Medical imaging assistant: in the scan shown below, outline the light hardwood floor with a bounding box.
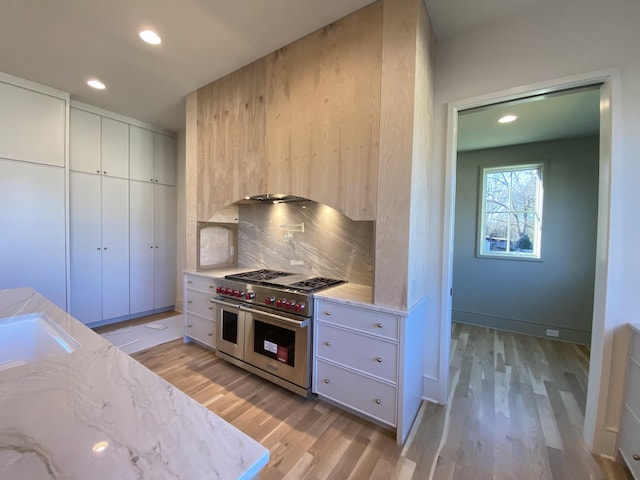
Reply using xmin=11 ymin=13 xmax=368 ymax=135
xmin=132 ymin=323 xmax=632 ymax=479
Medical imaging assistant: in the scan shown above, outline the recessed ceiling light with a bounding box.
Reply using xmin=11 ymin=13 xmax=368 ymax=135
xmin=87 ymin=79 xmax=106 ymax=90
xmin=498 ymin=114 xmax=517 ymax=124
xmin=139 ymin=29 xmax=162 ymax=45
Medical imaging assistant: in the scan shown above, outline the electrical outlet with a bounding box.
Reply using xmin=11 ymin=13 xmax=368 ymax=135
xmin=546 ymin=329 xmax=559 ymax=338
xmin=289 ymin=259 xmax=304 ymax=266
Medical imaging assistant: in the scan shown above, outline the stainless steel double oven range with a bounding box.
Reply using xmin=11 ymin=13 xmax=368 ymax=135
xmin=211 ymin=270 xmax=344 ymax=397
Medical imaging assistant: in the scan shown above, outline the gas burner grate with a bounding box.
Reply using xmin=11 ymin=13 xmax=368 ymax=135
xmin=287 ymin=278 xmax=345 ymax=292
xmin=226 ymin=269 xmax=295 ymax=282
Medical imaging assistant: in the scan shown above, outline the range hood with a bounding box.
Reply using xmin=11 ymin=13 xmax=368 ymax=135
xmin=244 ymin=194 xmax=309 ymax=204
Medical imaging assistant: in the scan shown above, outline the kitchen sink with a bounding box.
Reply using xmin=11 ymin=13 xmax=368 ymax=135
xmin=0 ymin=313 xmax=79 ymax=371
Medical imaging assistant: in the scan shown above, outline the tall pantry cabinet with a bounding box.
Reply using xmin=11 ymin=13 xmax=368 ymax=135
xmin=0 ymin=74 xmax=68 ymax=309
xmin=69 ymin=103 xmax=177 ymax=325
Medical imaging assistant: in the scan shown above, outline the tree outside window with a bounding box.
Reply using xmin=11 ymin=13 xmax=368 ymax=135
xmin=479 ymin=164 xmax=543 ymax=259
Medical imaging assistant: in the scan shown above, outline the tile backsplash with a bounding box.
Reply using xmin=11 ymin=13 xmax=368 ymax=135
xmin=237 ymin=201 xmax=374 ymax=286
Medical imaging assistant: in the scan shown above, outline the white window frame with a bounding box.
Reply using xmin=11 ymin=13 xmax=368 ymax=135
xmin=477 ymin=163 xmax=544 ymax=260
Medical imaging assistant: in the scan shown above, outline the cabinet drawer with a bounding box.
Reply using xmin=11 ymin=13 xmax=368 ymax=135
xmin=315 ymin=300 xmax=399 ymax=341
xmin=316 ymin=324 xmax=398 ymax=383
xmin=315 ymin=360 xmax=397 ymax=427
xmin=184 ymin=274 xmax=217 ymax=293
xmin=619 ymin=407 xmax=640 ymax=479
xmin=185 ymin=289 xmax=215 ymax=319
xmin=184 ymin=314 xmax=215 ymax=348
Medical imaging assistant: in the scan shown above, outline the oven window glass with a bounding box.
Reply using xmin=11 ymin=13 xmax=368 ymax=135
xmin=253 ymin=319 xmax=295 ymax=367
xmin=222 ymin=310 xmax=238 ymax=344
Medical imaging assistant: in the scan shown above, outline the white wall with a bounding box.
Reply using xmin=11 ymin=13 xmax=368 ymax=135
xmin=428 ymin=0 xmax=640 ymax=455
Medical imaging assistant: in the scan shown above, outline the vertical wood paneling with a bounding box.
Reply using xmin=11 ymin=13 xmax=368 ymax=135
xmin=374 ymin=0 xmax=419 ymax=309
xmin=265 ymin=3 xmax=382 ymax=221
xmin=196 ymin=58 xmax=267 ymax=221
xmin=185 ymin=91 xmax=198 ymax=271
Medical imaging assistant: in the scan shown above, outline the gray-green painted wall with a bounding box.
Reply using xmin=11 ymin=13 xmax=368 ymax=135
xmin=452 ymin=136 xmax=599 ymax=344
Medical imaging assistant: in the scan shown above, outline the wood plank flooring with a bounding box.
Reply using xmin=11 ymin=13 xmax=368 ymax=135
xmin=131 ymin=323 xmax=632 ymax=480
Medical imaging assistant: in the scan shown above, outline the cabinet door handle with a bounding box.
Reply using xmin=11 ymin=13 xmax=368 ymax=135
xmin=633 ymin=454 xmax=640 ymax=461
xmin=375 ymin=399 xmax=382 ymax=404
xmin=150 ymin=246 xmax=154 ymax=248
xmin=376 ymin=357 xmax=383 ymax=363
xmin=96 ymin=170 xmax=100 ymax=174
xmin=208 ymin=306 xmax=213 ymax=310
xmin=150 ymin=178 xmax=154 ymax=182
xmin=103 ymin=247 xmax=108 ymax=250
xmin=208 ymin=332 xmax=213 ymax=336
xmin=187 ymin=300 xmax=192 ymax=304
xmin=209 ymin=285 xmax=214 ymax=289
xmin=186 ymin=324 xmax=193 ymax=328
xmin=187 ymin=281 xmax=193 ymax=284
xmin=325 ymin=341 xmax=331 ymax=346
xmin=324 ymin=379 xmax=330 ymax=384
xmin=324 ymin=311 xmax=332 ymax=316
xmin=96 ymin=247 xmax=101 ymax=250
xmin=103 ymin=171 xmax=107 ymax=175
xmin=376 ymin=323 xmax=383 ymax=328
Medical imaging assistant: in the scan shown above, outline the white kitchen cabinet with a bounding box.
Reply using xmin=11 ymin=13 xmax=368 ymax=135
xmin=69 ymin=107 xmax=129 ymax=178
xmin=129 ymin=180 xmax=176 ymax=315
xmin=129 ymin=127 xmax=176 ymax=186
xmin=70 ymin=172 xmax=129 ymax=324
xmin=314 ymin=299 xmax=400 ymax=429
xmin=0 ymin=158 xmax=67 ymax=308
xmin=618 ymin=325 xmax=640 ymax=479
xmin=0 ymin=80 xmax=65 ymax=167
xmin=129 ymin=125 xmax=154 ymax=182
xmin=183 ymin=273 xmax=217 ymax=349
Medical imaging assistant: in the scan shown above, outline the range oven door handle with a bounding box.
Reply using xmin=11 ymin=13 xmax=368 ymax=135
xmin=240 ymin=306 xmax=309 ymax=329
xmin=210 ymin=298 xmax=243 ymax=309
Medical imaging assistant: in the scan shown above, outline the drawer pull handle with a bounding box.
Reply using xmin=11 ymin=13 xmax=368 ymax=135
xmin=324 ymin=311 xmax=332 ymax=316
xmin=376 ymin=357 xmax=383 ymax=363
xmin=208 ymin=333 xmax=213 ymax=336
xmin=187 ymin=301 xmax=192 ymax=304
xmin=375 ymin=399 xmax=381 ymax=405
xmin=187 ymin=281 xmax=193 ymax=284
xmin=209 ymin=285 xmax=214 ymax=288
xmin=325 ymin=341 xmax=331 ymax=346
xmin=324 ymin=379 xmax=330 ymax=384
xmin=187 ymin=324 xmax=193 ymax=328
xmin=209 ymin=306 xmax=213 ymax=310
xmin=634 ymin=454 xmax=640 ymax=461
xmin=376 ymin=323 xmax=383 ymax=328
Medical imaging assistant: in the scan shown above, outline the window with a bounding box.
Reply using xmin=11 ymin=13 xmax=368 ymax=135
xmin=478 ymin=163 xmax=543 ymax=259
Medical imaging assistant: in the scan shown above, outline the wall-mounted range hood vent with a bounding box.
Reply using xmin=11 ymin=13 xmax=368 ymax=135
xmin=246 ymin=194 xmax=309 ymax=204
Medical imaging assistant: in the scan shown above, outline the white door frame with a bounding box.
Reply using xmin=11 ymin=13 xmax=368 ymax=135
xmin=440 ymin=68 xmax=621 ymax=453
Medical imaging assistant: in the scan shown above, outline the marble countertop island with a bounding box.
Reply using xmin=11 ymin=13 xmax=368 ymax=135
xmin=0 ymin=288 xmax=269 ymax=479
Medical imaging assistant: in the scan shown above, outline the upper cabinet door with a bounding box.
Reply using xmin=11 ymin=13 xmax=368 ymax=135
xmin=153 ymin=133 xmax=177 ymax=186
xmin=70 ymin=108 xmax=101 ymax=173
xmin=101 ymin=117 xmax=129 ymax=178
xmin=129 ymin=125 xmax=154 ymax=182
xmin=0 ymin=82 xmax=66 ymax=167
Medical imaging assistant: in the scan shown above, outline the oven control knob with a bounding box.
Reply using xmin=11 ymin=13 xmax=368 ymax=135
xmin=245 ymin=291 xmax=255 ymax=300
xmin=295 ymin=303 xmax=305 ymax=312
xmin=216 ymin=286 xmax=222 ymax=293
xmin=276 ymin=298 xmax=285 ymax=307
xmin=265 ymin=296 xmax=275 ymax=305
xmin=235 ymin=290 xmax=244 ymax=298
xmin=220 ymin=287 xmax=228 ymax=294
xmin=285 ymin=301 xmax=293 ymax=309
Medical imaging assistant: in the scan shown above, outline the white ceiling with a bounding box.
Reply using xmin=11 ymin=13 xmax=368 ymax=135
xmin=457 ymin=87 xmax=601 ymax=152
xmin=0 ymin=0 xmax=592 ymax=141
xmin=0 ymin=0 xmax=377 ymax=132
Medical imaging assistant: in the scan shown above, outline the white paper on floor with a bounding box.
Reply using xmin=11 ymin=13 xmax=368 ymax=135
xmin=101 ymin=315 xmax=183 ymax=355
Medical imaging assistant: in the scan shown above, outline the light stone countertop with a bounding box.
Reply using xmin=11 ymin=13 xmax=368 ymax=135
xmin=185 ymin=269 xmax=410 ymax=316
xmin=0 ymin=287 xmax=269 ymax=480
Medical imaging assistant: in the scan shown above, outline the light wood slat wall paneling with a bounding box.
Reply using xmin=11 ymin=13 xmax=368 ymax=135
xmin=185 ymin=91 xmax=198 ymax=271
xmin=374 ymin=0 xmax=420 ymax=310
xmin=265 ymin=2 xmax=382 ymax=221
xmin=196 ymin=58 xmax=268 ymax=221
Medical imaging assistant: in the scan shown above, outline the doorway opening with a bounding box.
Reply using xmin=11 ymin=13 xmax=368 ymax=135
xmin=440 ymin=70 xmax=618 ymax=453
